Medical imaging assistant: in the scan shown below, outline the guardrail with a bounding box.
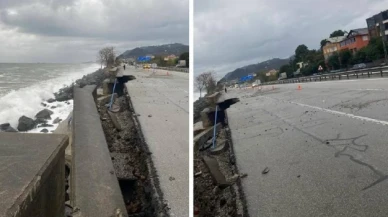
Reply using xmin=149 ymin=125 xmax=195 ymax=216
xmin=262 ymin=65 xmax=388 ymax=85
xmin=155 ymin=67 xmax=189 ymax=73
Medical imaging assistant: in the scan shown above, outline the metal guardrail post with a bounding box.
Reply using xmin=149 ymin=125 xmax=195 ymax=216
xmin=368 ymin=71 xmax=370 ymax=78
xmin=347 ymin=74 xmax=349 ymax=79
xmin=356 ymin=73 xmax=358 ymax=79
xmin=381 ymin=69 xmax=383 ymax=77
xmin=339 ymin=74 xmax=341 ymax=80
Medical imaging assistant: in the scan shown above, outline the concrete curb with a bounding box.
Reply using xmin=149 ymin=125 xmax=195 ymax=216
xmin=72 ymin=85 xmax=127 ymax=217
xmin=225 ymin=116 xmax=250 ymax=217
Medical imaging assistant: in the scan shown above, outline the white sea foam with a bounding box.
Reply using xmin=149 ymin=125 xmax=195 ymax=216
xmin=0 ymin=63 xmax=100 ymax=130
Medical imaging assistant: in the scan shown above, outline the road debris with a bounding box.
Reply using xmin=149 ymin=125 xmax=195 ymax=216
xmin=262 ymin=167 xmax=270 ymax=174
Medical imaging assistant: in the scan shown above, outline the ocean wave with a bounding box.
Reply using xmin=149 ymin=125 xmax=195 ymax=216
xmin=0 ymin=63 xmax=100 ymax=128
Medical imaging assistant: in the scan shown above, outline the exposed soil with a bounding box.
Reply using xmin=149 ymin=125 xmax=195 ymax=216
xmin=97 ymin=89 xmax=167 ymax=217
xmin=194 ymin=117 xmax=248 ymax=216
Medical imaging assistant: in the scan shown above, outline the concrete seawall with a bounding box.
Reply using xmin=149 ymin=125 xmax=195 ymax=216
xmin=0 ymin=133 xmax=68 ymax=217
xmin=72 ymin=85 xmax=127 ymax=217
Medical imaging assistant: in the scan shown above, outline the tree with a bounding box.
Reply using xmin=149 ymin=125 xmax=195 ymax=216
xmin=327 ymin=53 xmax=340 ymax=70
xmin=353 ymin=47 xmax=368 ymax=64
xmin=198 ymin=71 xmax=217 ymax=94
xmin=179 ymin=52 xmax=189 ymax=67
xmin=320 ymin=39 xmax=329 ymax=48
xmin=97 ymin=47 xmax=116 ymax=68
xmin=330 ymin=30 xmax=346 ymax=38
xmin=295 ymin=44 xmax=309 ymax=62
xmin=339 ymin=49 xmax=353 ymax=68
xmin=279 ymin=64 xmax=294 ymax=78
xmin=195 ymin=74 xmax=206 ymax=98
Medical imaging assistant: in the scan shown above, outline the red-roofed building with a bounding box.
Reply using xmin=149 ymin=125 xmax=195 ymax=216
xmin=339 ymin=28 xmax=370 ymax=53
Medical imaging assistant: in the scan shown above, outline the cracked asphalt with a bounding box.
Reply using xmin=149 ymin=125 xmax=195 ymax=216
xmin=227 ymin=78 xmax=388 ymax=217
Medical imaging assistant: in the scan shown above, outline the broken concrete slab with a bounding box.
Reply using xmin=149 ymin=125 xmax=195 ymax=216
xmin=0 ymin=133 xmax=68 ymax=217
xmin=201 ymin=107 xmax=215 ymax=128
xmin=96 ymin=88 xmax=104 ymax=96
xmin=206 ymin=92 xmax=221 ymax=105
xmin=107 ymin=111 xmax=122 ymax=131
xmin=194 ymin=121 xmax=205 ymax=136
xmin=97 ymin=93 xmax=117 ymax=106
xmin=110 ymin=152 xmax=136 ymax=180
xmin=202 ymin=156 xmax=230 ymax=188
xmin=194 ymin=123 xmax=221 ymax=150
xmin=217 ymin=97 xmax=240 ymax=110
xmin=210 ymin=139 xmax=229 ymax=155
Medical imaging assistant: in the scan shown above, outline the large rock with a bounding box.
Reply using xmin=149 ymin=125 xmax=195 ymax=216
xmin=0 ymin=123 xmax=10 ymax=131
xmin=0 ymin=123 xmax=17 ymax=132
xmin=17 ymin=116 xmax=36 ymax=132
xmin=53 ymin=117 xmax=62 ymax=124
xmin=53 ymin=69 xmax=105 ymax=101
xmin=38 ymin=123 xmax=54 ymax=128
xmin=35 ymin=109 xmax=54 ymax=120
xmin=194 ymin=96 xmax=209 ymax=122
xmin=35 ymin=118 xmax=48 ymax=124
xmin=47 ymin=98 xmax=56 ymax=103
xmin=54 ymin=85 xmax=74 ymax=102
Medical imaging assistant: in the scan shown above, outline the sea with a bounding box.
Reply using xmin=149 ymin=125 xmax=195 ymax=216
xmin=0 ymin=63 xmax=101 ymax=132
xmin=194 ymin=91 xmax=206 ymax=101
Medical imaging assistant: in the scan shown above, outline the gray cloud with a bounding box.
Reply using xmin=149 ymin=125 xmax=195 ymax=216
xmin=194 ymin=0 xmax=388 ymax=77
xmin=0 ymin=0 xmax=188 ymax=62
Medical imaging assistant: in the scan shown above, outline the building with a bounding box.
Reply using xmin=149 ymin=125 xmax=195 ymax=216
xmin=366 ymin=10 xmax=388 ymax=41
xmin=296 ymin=61 xmax=308 ymax=69
xmin=164 ymin=54 xmax=178 ymax=61
xmin=265 ymin=69 xmax=278 ymax=76
xmin=339 ymin=28 xmax=370 ymax=53
xmin=323 ymin=36 xmax=346 ymax=61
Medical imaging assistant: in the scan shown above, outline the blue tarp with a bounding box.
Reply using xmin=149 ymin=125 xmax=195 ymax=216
xmin=137 ymin=56 xmax=151 ymax=62
xmin=240 ymin=75 xmax=254 ymax=82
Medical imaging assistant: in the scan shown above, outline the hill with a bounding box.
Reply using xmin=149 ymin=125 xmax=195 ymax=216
xmin=220 ymin=57 xmax=291 ymax=82
xmin=117 ymin=43 xmax=189 ymax=59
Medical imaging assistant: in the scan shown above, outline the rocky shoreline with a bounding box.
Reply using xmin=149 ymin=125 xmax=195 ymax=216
xmin=0 ymin=68 xmax=105 ymax=133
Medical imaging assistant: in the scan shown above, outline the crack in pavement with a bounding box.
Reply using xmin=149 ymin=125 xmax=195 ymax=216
xmin=258 ymin=107 xmax=388 ymax=191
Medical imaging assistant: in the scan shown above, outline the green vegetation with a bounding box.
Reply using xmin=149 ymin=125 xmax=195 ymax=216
xmin=148 ymin=52 xmax=189 ymax=68
xmin=278 ymin=45 xmax=326 ymax=77
xmin=278 ymin=31 xmax=387 ymax=78
xmin=330 ymin=30 xmax=346 ymax=38
xmin=179 ymin=52 xmax=189 ymax=67
xmin=149 ymin=56 xmax=174 ymax=67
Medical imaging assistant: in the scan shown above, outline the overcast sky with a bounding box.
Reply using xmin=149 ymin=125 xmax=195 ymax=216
xmin=194 ymin=0 xmax=388 ymax=78
xmin=0 ymin=0 xmax=188 ymax=63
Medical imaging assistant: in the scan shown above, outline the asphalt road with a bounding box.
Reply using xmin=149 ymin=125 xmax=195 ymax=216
xmin=227 ymin=78 xmax=388 ymax=217
xmin=123 ymin=66 xmax=189 ymax=217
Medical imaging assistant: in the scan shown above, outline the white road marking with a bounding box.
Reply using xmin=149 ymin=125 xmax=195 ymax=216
xmin=352 ymin=88 xmax=387 ymax=91
xmin=261 ymin=96 xmax=388 ymax=126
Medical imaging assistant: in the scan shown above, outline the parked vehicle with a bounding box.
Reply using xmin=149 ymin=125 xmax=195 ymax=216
xmin=352 ymin=63 xmax=366 ymax=70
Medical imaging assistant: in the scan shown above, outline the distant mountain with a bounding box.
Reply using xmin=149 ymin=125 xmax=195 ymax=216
xmin=117 ymin=43 xmax=189 ymax=59
xmin=220 ymin=57 xmax=291 ymax=82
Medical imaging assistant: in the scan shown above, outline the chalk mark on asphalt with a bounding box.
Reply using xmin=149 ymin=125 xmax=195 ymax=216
xmin=234 ymin=126 xmax=284 ymax=140
xmin=258 ymin=107 xmax=388 ymax=191
xmin=260 ymin=95 xmax=388 ymax=127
